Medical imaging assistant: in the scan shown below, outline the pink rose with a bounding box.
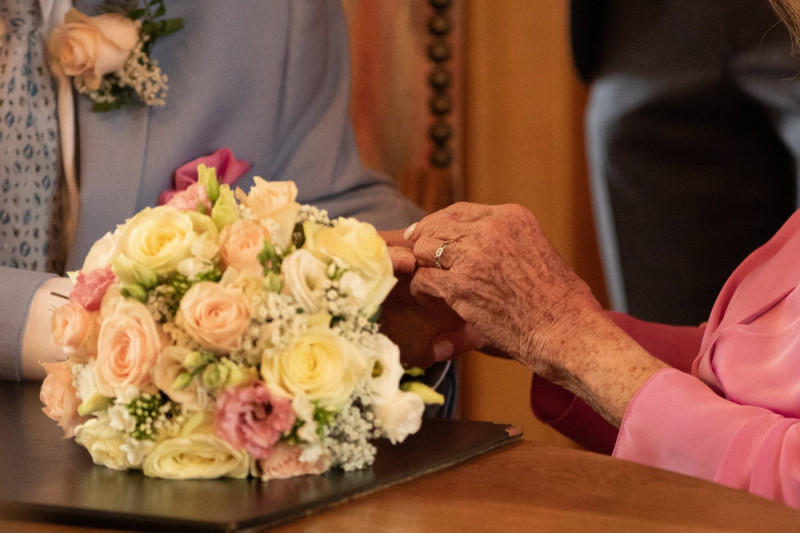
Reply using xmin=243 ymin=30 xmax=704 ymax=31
xmin=165 ymin=182 xmax=213 ymax=213
xmin=159 ymin=148 xmax=251 ymax=205
xmin=256 ymin=443 xmax=331 ymax=481
xmin=51 ymin=301 xmax=100 ymax=362
xmin=215 ymin=382 xmax=296 ymax=459
xmin=219 ymin=219 xmax=272 ymax=274
xmin=96 ymin=300 xmax=166 ymax=396
xmin=178 ymin=282 xmax=251 ymax=352
xmin=40 ymin=360 xmax=88 ymax=438
xmin=70 ymin=266 xmax=115 ymax=311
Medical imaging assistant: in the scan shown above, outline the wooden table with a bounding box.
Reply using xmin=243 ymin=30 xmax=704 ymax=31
xmin=5 ymin=440 xmax=800 ymax=532
xmin=4 ymin=380 xmax=800 ymax=532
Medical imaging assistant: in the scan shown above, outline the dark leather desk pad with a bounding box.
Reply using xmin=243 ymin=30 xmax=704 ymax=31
xmin=0 ymin=381 xmax=519 ymax=532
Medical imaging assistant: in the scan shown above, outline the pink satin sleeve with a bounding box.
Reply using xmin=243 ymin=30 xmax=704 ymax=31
xmin=530 ymin=311 xmax=705 ymax=454
xmin=614 ymin=368 xmax=800 ymax=507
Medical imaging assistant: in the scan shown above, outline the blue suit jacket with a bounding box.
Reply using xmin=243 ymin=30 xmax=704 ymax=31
xmin=0 ymin=0 xmax=424 ymax=380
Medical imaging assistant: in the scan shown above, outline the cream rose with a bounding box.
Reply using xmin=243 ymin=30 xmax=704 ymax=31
xmin=75 ymin=417 xmax=143 ymax=470
xmin=366 ymin=334 xmax=405 ymax=405
xmin=143 ymin=433 xmax=249 ymax=479
xmin=152 ymin=346 xmax=207 ymax=412
xmin=219 ymin=218 xmax=272 ymax=274
xmin=261 ymin=327 xmax=369 ymax=410
xmin=256 ymin=443 xmax=331 ymax=481
xmin=235 ymin=178 xmax=299 ymax=248
xmin=373 ymin=390 xmax=425 ymax=444
xmin=177 ymin=281 xmax=251 ymax=353
xmin=51 ymin=301 xmax=100 ymax=363
xmin=306 ymin=218 xmax=396 ymax=315
xmin=82 ymin=228 xmax=122 ymax=271
xmin=40 ymin=360 xmax=88 ymax=438
xmin=48 ymin=8 xmax=139 ymax=90
xmin=117 ymin=206 xmax=218 ymax=275
xmin=95 ymin=299 xmax=166 ymax=397
xmin=281 ymin=249 xmax=328 ymax=313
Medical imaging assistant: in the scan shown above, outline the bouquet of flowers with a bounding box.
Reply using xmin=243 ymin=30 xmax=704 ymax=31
xmin=40 ymin=164 xmax=440 ymax=480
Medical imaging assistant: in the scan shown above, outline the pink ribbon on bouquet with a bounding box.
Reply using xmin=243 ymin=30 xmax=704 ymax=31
xmin=158 ymin=147 xmax=251 ymax=205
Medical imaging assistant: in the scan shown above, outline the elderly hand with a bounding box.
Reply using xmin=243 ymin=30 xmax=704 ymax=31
xmin=404 ymin=202 xmax=667 ymax=426
xmin=378 ymin=229 xmax=487 ymax=369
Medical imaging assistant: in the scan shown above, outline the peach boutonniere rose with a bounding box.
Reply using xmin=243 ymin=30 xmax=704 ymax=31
xmin=48 ymin=1 xmax=183 ymax=111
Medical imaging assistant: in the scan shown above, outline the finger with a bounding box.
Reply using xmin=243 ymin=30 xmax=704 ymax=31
xmin=413 ymin=236 xmax=460 ymax=270
xmin=388 ymin=245 xmax=416 ymax=273
xmin=380 ymin=228 xmax=414 ymax=248
xmin=409 ymin=203 xmax=496 ymax=241
xmin=431 ymin=325 xmax=488 ymax=362
xmin=410 ymin=268 xmax=451 ymax=304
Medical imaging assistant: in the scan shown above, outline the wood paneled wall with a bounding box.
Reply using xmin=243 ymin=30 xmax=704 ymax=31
xmin=457 ymin=1 xmax=607 ymax=446
xmin=345 ymin=0 xmax=608 ymax=447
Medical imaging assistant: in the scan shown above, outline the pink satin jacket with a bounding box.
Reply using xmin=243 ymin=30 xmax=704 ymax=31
xmin=531 ymin=208 xmax=800 ymax=507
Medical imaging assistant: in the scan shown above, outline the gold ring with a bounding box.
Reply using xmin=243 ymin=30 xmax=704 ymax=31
xmin=434 ymin=240 xmax=456 ymax=269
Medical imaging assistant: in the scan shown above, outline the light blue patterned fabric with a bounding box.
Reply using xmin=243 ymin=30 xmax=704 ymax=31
xmin=0 ymin=0 xmax=62 ymax=273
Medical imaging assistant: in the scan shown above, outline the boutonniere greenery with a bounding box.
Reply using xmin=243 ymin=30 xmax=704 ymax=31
xmin=48 ymin=0 xmax=183 ymax=111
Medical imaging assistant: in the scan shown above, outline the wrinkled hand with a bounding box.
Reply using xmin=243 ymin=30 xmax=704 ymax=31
xmin=404 ymin=202 xmax=603 ymax=379
xmin=378 ymin=229 xmax=487 ymax=369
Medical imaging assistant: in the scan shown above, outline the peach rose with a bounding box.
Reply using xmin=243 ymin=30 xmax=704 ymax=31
xmin=178 ymin=281 xmax=251 ymax=353
xmin=219 ymin=219 xmax=272 ymax=274
xmin=48 ymin=8 xmax=139 ymax=89
xmin=256 ymin=443 xmax=331 ymax=481
xmin=152 ymin=346 xmax=206 ymax=412
xmin=40 ymin=360 xmax=88 ymax=438
xmin=51 ymin=301 xmax=100 ymax=363
xmin=235 ymin=178 xmax=299 ymax=247
xmin=95 ymin=299 xmax=166 ymax=397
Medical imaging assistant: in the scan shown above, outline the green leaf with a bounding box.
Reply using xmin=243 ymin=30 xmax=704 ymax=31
xmin=92 ymin=100 xmax=123 ymax=112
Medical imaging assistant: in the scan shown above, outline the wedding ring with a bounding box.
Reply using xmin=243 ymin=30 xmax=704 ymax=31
xmin=434 ymin=240 xmax=456 ymax=269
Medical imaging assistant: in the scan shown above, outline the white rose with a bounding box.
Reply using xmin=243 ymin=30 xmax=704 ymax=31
xmin=75 ymin=417 xmax=138 ymax=470
xmin=261 ymin=327 xmax=369 ymax=410
xmin=367 ymin=334 xmax=405 ymax=405
xmin=305 ymin=217 xmax=396 ymax=316
xmin=74 ymin=360 xmax=100 ymax=402
xmin=82 ymin=228 xmax=122 ymax=271
xmin=143 ymin=433 xmax=250 ymax=479
xmin=281 ymin=249 xmax=328 ymax=313
xmin=338 ymin=271 xmax=368 ymax=309
xmin=292 ymin=394 xmax=320 ymax=443
xmin=373 ymin=390 xmax=425 ymax=444
xmin=117 ymin=206 xmax=217 ymax=275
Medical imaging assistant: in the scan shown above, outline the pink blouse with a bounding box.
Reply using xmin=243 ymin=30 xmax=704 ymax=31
xmin=532 ymin=208 xmax=800 ymax=507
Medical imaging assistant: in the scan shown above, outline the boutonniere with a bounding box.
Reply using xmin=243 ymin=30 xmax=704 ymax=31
xmin=47 ymin=0 xmax=183 ymax=112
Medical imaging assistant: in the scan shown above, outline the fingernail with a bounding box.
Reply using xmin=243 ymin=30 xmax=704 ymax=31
xmin=403 ymin=222 xmax=417 ymax=240
xmin=433 ymin=340 xmax=454 ymax=361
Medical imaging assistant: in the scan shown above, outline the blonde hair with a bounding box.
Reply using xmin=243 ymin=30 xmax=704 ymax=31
xmin=771 ymin=0 xmax=800 ymax=51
